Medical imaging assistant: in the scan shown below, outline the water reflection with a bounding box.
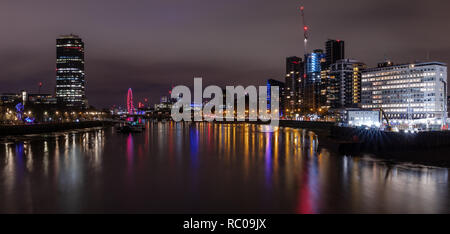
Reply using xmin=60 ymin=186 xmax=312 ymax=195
xmin=0 ymin=123 xmax=448 ymax=213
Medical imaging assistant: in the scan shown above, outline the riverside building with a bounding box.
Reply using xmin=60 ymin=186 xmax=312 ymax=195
xmin=361 ymin=62 xmax=447 ymax=128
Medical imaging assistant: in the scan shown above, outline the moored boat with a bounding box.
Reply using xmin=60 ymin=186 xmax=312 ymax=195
xmin=118 ymin=124 xmax=143 ymax=133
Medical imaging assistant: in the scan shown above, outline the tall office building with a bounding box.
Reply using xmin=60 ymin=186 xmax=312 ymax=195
xmin=284 ymin=56 xmax=304 ymax=119
xmin=328 ymin=59 xmax=366 ymax=109
xmin=361 ymin=62 xmax=447 ymax=126
xmin=267 ymin=79 xmax=285 ymax=116
xmin=303 ymin=49 xmax=325 ymax=113
xmin=56 ymin=34 xmax=86 ymax=108
xmin=325 ymin=40 xmax=345 ymax=69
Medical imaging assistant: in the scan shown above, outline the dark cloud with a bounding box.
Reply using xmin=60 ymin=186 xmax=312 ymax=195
xmin=0 ymin=0 xmax=449 ymax=107
xmin=68 ymin=58 xmax=275 ymax=107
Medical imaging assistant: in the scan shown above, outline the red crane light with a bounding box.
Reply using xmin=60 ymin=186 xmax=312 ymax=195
xmin=299 ymin=5 xmax=309 ymax=53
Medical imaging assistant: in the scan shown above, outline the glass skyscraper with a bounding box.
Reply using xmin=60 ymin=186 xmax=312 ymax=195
xmin=56 ymin=34 xmax=86 ymax=108
xmin=303 ymin=50 xmax=325 ymax=113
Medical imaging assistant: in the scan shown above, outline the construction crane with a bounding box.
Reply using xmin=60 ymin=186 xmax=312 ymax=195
xmin=300 ymin=6 xmax=309 ymax=53
xmin=379 ymin=107 xmax=393 ymax=131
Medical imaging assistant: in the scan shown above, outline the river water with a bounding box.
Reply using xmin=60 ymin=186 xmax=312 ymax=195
xmin=0 ymin=122 xmax=448 ymax=213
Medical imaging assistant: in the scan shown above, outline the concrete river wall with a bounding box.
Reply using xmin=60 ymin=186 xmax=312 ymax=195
xmin=329 ymin=126 xmax=450 ymax=152
xmin=276 ymin=120 xmax=450 ymax=152
xmin=0 ymin=121 xmax=111 ymax=136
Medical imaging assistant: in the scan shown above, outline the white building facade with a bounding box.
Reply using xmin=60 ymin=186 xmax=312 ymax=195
xmin=361 ymin=62 xmax=447 ymax=127
xmin=347 ymin=110 xmax=381 ymax=127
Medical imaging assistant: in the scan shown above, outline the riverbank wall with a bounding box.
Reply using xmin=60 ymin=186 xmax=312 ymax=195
xmin=0 ymin=121 xmax=113 ymax=136
xmin=278 ymin=120 xmax=335 ymax=130
xmin=275 ymin=120 xmax=450 ymax=151
xmin=329 ymin=126 xmax=450 ymax=152
xmin=276 ymin=120 xmax=450 ymax=166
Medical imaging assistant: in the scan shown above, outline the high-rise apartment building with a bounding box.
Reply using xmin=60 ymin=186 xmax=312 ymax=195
xmin=328 ymin=59 xmax=366 ymax=109
xmin=267 ymin=79 xmax=284 ymax=116
xmin=284 ymin=56 xmax=304 ymax=118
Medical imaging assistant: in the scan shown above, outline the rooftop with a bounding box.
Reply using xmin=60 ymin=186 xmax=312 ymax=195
xmin=364 ymin=61 xmax=447 ymax=72
xmin=58 ymin=34 xmax=81 ymax=39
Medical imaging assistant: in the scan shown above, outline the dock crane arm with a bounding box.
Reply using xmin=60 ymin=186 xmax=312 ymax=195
xmin=379 ymin=108 xmax=392 ymax=131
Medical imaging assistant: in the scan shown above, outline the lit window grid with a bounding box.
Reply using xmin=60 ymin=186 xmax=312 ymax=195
xmin=361 ymin=63 xmax=447 ymax=121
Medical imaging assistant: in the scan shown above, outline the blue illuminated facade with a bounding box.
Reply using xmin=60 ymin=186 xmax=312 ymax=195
xmin=306 ymin=52 xmax=322 ymax=74
xmin=303 ymin=50 xmax=325 ymax=112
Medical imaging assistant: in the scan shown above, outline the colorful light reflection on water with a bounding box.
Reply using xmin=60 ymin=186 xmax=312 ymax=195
xmin=0 ymin=122 xmax=449 ymax=213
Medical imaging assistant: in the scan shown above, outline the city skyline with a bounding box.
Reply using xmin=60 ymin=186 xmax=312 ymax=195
xmin=1 ymin=0 xmax=450 ymax=108
xmin=2 ymin=0 xmax=450 ymax=221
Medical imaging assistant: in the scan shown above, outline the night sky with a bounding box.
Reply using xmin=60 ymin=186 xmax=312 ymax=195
xmin=1 ymin=0 xmax=449 ymax=108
